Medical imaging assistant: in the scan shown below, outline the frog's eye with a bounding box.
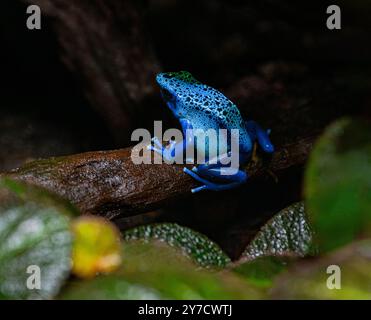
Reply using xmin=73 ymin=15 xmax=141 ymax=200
xmin=161 ymin=89 xmax=174 ymax=102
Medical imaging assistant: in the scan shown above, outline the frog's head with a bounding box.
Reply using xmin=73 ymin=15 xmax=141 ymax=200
xmin=156 ymin=71 xmax=201 ymax=117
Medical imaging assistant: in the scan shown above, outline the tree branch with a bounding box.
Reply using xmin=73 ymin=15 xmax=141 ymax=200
xmin=2 ymin=136 xmax=315 ymax=220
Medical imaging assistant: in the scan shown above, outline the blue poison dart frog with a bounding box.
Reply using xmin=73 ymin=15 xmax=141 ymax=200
xmin=148 ymin=71 xmax=274 ymax=193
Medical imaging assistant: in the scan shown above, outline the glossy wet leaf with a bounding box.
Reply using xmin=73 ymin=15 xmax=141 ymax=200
xmin=72 ymin=216 xmax=122 ymax=278
xmin=124 ymin=223 xmax=230 ymax=268
xmin=271 ymin=240 xmax=371 ymax=299
xmin=239 ymin=202 xmax=312 ymax=262
xmin=305 ymin=118 xmax=371 ymax=252
xmin=61 ymin=242 xmax=263 ymax=300
xmin=0 ymin=178 xmax=74 ymax=299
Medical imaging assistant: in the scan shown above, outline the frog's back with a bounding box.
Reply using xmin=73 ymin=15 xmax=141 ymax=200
xmin=182 ymin=83 xmax=251 ymax=149
xmin=157 ymin=71 xmax=252 ymax=152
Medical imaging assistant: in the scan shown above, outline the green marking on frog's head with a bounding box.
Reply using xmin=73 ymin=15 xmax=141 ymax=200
xmin=156 ymin=71 xmax=202 ymax=97
xmin=156 ymin=71 xmax=199 ymax=88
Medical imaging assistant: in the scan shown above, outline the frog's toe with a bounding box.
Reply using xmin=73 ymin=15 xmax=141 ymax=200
xmin=184 ymin=167 xmax=198 ymax=178
xmin=151 ymin=136 xmax=163 ymax=149
xmin=147 ymin=144 xmax=163 ymax=155
xmin=262 ymin=141 xmax=274 ymax=153
xmin=190 ymin=180 xmax=246 ymax=193
xmin=184 ymin=167 xmax=208 ymax=184
xmin=191 ymin=185 xmax=207 ymax=193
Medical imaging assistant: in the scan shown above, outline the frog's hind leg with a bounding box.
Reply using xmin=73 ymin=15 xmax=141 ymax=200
xmin=183 ymin=164 xmax=248 ymax=193
xmin=245 ymin=120 xmax=274 ymax=153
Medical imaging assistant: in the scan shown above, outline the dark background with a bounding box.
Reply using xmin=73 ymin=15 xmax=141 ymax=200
xmin=1 ymin=0 xmax=370 ymax=258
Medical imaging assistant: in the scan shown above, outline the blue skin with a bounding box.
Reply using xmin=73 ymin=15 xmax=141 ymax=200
xmin=148 ymin=71 xmax=274 ymax=193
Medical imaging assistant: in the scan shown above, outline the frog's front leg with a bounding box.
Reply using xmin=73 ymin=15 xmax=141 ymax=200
xmin=147 ymin=136 xmax=181 ymax=162
xmin=147 ymin=119 xmax=194 ymax=162
xmin=183 ymin=153 xmax=248 ymax=193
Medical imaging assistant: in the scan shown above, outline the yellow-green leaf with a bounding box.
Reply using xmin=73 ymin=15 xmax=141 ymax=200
xmin=72 ymin=216 xmax=122 ymax=278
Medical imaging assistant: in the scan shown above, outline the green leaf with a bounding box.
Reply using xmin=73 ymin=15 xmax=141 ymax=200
xmin=60 ymin=242 xmax=263 ymax=300
xmin=123 ymin=223 xmax=231 ymax=268
xmin=60 ymin=276 xmax=163 ymax=300
xmin=305 ymin=118 xmax=371 ymax=253
xmin=239 ymin=202 xmax=312 ymax=262
xmin=233 ymin=256 xmax=290 ymax=288
xmin=0 ymin=178 xmax=75 ymax=299
xmin=271 ymin=240 xmax=371 ymax=299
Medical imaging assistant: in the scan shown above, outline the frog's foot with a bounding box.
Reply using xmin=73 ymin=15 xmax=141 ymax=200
xmin=183 ymin=166 xmax=248 ymax=193
xmin=147 ymin=136 xmax=164 ymax=154
xmin=245 ymin=120 xmax=274 ymax=154
xmin=147 ymin=137 xmax=177 ymax=162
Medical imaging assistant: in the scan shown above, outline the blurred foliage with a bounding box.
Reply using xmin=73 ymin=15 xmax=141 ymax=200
xmin=61 ymin=242 xmax=263 ymax=300
xmin=72 ymin=216 xmax=122 ymax=278
xmin=0 ymin=178 xmax=74 ymax=299
xmin=305 ymin=118 xmax=371 ymax=253
xmin=233 ymin=256 xmax=290 ymax=289
xmin=271 ymin=240 xmax=371 ymax=299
